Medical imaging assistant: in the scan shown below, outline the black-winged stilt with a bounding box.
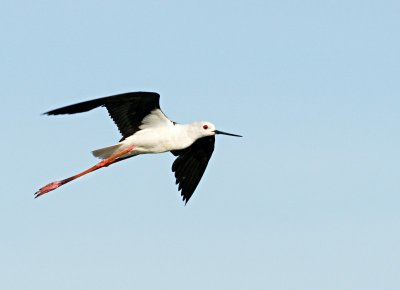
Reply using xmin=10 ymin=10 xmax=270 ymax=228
xmin=35 ymin=92 xmax=242 ymax=203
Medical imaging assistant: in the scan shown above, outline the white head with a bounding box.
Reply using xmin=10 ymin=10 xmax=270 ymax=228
xmin=191 ymin=121 xmax=242 ymax=138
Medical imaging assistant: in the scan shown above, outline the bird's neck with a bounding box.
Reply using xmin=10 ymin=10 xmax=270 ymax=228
xmin=170 ymin=123 xmax=199 ymax=150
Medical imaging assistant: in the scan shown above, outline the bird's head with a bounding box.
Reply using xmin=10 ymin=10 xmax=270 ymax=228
xmin=194 ymin=121 xmax=242 ymax=138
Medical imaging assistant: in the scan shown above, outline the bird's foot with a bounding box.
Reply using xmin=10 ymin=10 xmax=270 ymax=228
xmin=35 ymin=181 xmax=63 ymax=198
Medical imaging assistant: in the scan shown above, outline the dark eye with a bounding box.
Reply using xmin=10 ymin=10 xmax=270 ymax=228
xmin=203 ymin=125 xmax=208 ymax=129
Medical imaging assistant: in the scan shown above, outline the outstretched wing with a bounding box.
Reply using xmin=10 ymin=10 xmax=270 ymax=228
xmin=44 ymin=92 xmax=167 ymax=140
xmin=171 ymin=136 xmax=215 ymax=204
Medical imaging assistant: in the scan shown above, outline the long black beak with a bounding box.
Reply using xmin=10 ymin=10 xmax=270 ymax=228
xmin=214 ymin=130 xmax=242 ymax=137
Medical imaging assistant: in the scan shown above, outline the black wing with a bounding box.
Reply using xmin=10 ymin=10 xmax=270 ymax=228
xmin=171 ymin=136 xmax=215 ymax=204
xmin=44 ymin=92 xmax=161 ymax=141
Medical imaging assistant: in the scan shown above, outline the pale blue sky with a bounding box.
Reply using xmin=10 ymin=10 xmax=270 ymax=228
xmin=1 ymin=1 xmax=400 ymax=289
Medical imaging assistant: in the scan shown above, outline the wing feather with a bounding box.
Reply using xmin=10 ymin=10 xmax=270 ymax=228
xmin=44 ymin=92 xmax=162 ymax=140
xmin=171 ymin=136 xmax=215 ymax=204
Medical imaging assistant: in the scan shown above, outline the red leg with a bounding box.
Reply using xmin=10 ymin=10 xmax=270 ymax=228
xmin=35 ymin=145 xmax=135 ymax=198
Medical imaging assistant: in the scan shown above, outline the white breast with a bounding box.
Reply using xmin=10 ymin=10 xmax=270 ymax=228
xmin=122 ymin=123 xmax=195 ymax=154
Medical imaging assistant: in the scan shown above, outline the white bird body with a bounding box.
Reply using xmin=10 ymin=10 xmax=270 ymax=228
xmin=102 ymin=123 xmax=200 ymax=157
xmin=35 ymin=92 xmax=241 ymax=204
xmin=125 ymin=122 xmax=198 ymax=153
xmin=94 ymin=108 xmax=216 ymax=158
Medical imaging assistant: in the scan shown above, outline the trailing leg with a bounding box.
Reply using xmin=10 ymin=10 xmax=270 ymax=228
xmin=35 ymin=145 xmax=135 ymax=198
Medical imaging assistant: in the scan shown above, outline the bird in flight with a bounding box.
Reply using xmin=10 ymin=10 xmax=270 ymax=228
xmin=35 ymin=92 xmax=242 ymax=204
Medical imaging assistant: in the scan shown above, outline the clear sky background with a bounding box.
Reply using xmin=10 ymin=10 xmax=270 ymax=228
xmin=1 ymin=1 xmax=399 ymax=289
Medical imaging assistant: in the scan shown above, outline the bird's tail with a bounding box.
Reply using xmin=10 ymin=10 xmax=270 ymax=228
xmin=92 ymin=144 xmax=123 ymax=159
